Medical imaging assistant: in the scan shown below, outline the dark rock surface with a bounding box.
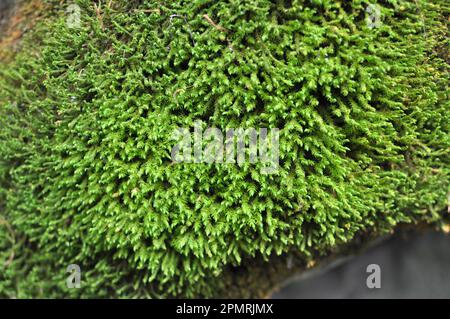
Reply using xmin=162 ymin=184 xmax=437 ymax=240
xmin=0 ymin=0 xmax=15 ymax=33
xmin=273 ymin=231 xmax=450 ymax=298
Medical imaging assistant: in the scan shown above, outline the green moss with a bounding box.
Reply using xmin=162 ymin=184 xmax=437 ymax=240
xmin=0 ymin=0 xmax=448 ymax=298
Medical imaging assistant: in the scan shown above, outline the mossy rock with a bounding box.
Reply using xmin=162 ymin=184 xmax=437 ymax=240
xmin=0 ymin=0 xmax=448 ymax=298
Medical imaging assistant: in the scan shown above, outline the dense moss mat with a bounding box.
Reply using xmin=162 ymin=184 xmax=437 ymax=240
xmin=0 ymin=0 xmax=448 ymax=298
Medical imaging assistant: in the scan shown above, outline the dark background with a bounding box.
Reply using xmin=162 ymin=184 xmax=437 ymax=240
xmin=0 ymin=0 xmax=15 ymax=32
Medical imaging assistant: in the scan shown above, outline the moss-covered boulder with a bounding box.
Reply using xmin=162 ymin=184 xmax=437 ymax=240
xmin=0 ymin=0 xmax=448 ymax=298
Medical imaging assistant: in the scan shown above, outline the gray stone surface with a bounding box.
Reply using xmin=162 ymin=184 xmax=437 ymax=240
xmin=273 ymin=231 xmax=450 ymax=298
